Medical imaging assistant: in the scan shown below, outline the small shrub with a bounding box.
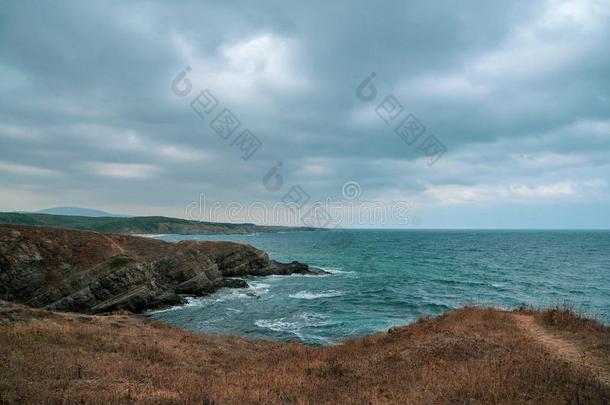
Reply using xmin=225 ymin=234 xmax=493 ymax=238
xmin=109 ymin=257 xmax=129 ymax=268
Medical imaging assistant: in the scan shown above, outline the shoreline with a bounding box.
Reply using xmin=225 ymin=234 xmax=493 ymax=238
xmin=0 ymin=224 xmax=327 ymax=314
xmin=1 ymin=224 xmax=609 ymax=402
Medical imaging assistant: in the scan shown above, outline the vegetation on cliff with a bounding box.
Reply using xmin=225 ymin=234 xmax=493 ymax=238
xmin=0 ymin=212 xmax=318 ymax=235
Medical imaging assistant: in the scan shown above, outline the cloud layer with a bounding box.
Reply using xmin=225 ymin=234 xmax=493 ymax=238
xmin=1 ymin=0 xmax=609 ymax=228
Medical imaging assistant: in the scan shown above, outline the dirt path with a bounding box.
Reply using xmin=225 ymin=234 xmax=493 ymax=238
xmin=97 ymin=232 xmax=125 ymax=254
xmin=513 ymin=313 xmax=610 ymax=387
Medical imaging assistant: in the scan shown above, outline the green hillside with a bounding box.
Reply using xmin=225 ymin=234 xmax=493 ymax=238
xmin=0 ymin=212 xmax=315 ymax=235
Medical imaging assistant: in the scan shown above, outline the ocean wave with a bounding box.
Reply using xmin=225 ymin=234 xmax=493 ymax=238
xmin=146 ymin=305 xmax=181 ymax=314
xmin=147 ymin=295 xmax=207 ymax=314
xmin=289 ymin=290 xmax=345 ymax=300
xmin=194 ymin=288 xmax=262 ymax=304
xmin=432 ymin=278 xmax=490 ymax=288
xmin=213 ymin=290 xmax=252 ymax=301
xmin=316 ymin=266 xmax=355 ymax=275
xmin=133 ymin=234 xmax=168 ymax=239
xmin=148 ymin=284 xmax=265 ymax=314
xmin=255 ymin=313 xmax=340 ymax=334
xmin=418 ymin=301 xmax=453 ymax=311
xmin=254 ymin=319 xmax=296 ymax=332
xmin=263 ymin=272 xmax=328 ymax=279
xmin=249 ymin=281 xmax=271 ymax=291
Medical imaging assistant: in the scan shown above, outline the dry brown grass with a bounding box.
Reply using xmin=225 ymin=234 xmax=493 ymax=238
xmin=531 ymin=305 xmax=610 ymax=387
xmin=0 ymin=302 xmax=608 ymax=404
xmin=538 ymin=305 xmax=608 ymax=332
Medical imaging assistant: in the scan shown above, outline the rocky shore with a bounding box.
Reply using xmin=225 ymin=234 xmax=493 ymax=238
xmin=0 ymin=224 xmax=325 ymax=313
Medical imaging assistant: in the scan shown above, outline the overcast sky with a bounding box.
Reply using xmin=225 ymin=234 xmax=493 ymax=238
xmin=1 ymin=0 xmax=609 ymax=228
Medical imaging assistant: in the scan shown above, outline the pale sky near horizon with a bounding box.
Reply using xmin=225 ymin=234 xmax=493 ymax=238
xmin=1 ymin=0 xmax=610 ymax=228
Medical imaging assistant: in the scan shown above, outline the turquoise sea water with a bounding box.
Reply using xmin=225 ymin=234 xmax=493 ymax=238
xmin=149 ymin=230 xmax=610 ymax=345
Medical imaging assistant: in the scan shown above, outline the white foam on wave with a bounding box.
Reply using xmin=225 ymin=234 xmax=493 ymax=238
xmin=255 ymin=319 xmax=296 ymax=332
xmin=316 ymin=266 xmax=355 ymax=275
xmin=249 ymin=282 xmax=270 ymax=289
xmin=147 ymin=295 xmax=205 ymax=314
xmin=147 ymin=305 xmax=179 ymax=314
xmin=263 ymin=272 xmax=327 ymax=279
xmin=132 ymin=234 xmax=167 ymax=239
xmin=248 ymin=281 xmax=271 ymax=295
xmin=150 ymin=280 xmax=272 ymax=314
xmin=201 ymin=286 xmax=261 ymax=303
xmin=254 ymin=313 xmax=340 ymax=337
xmin=289 ymin=290 xmax=345 ymax=300
xmin=210 ymin=289 xmax=252 ymax=302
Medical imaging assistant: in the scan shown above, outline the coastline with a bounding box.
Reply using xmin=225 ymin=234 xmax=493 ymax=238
xmin=0 ymin=211 xmax=323 ymax=236
xmin=0 ymin=224 xmax=327 ymax=314
xmin=1 ymin=224 xmax=609 ymax=402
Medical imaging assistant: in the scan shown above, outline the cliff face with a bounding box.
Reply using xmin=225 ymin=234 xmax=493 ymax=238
xmin=0 ymin=225 xmax=321 ymax=313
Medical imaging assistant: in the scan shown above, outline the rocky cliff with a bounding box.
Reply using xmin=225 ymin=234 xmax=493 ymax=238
xmin=0 ymin=225 xmax=323 ymax=313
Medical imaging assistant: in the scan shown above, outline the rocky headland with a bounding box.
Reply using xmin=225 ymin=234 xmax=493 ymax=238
xmin=0 ymin=224 xmax=324 ymax=314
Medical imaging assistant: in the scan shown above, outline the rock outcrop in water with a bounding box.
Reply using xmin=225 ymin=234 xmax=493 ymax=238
xmin=0 ymin=224 xmax=324 ymax=313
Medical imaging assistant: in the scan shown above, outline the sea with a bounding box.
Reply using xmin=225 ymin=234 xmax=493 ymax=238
xmin=148 ymin=230 xmax=610 ymax=345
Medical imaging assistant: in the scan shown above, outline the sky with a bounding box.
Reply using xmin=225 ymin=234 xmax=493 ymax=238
xmin=1 ymin=0 xmax=609 ymax=228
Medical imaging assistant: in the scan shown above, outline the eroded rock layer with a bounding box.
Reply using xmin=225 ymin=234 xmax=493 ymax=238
xmin=0 ymin=225 xmax=322 ymax=313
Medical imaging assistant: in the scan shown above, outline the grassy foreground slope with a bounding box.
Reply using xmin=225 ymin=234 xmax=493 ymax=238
xmin=0 ymin=212 xmax=317 ymax=235
xmin=1 ymin=302 xmax=608 ymax=404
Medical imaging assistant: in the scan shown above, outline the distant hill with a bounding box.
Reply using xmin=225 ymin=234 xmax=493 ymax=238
xmin=0 ymin=212 xmax=318 ymax=235
xmin=33 ymin=206 xmax=130 ymax=217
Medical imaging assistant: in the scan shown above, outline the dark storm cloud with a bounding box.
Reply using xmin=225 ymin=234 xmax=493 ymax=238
xmin=0 ymin=0 xmax=609 ymax=227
